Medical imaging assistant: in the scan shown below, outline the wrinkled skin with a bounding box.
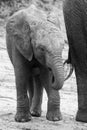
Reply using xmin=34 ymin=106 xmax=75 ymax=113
xmin=6 ymin=4 xmax=64 ymax=122
xmin=63 ymin=0 xmax=87 ymax=123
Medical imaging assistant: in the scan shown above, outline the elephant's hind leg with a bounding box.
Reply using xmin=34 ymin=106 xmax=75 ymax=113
xmin=13 ymin=47 xmax=31 ymax=122
xmin=27 ymin=76 xmax=34 ymax=108
xmin=30 ymin=74 xmax=43 ymax=117
xmin=75 ymin=67 xmax=87 ymax=123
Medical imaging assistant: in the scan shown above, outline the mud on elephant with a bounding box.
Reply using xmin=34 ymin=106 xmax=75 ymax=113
xmin=6 ymin=4 xmax=64 ymax=122
xmin=63 ymin=0 xmax=87 ymax=123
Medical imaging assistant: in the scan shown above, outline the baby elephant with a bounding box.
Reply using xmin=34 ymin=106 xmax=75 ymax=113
xmin=6 ymin=4 xmax=64 ymax=122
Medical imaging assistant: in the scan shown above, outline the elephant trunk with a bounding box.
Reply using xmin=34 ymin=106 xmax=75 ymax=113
xmin=50 ymin=55 xmax=64 ymax=90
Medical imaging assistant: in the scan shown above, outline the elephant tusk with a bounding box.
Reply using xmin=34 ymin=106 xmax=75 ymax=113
xmin=28 ymin=53 xmax=33 ymax=61
xmin=63 ymin=60 xmax=73 ymax=80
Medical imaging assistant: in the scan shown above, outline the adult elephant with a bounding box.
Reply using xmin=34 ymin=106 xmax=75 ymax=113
xmin=6 ymin=4 xmax=64 ymax=122
xmin=63 ymin=0 xmax=87 ymax=123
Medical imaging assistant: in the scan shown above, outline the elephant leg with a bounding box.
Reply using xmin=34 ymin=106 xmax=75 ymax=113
xmin=13 ymin=47 xmax=31 ymax=122
xmin=44 ymin=70 xmax=62 ymax=121
xmin=46 ymin=88 xmax=62 ymax=121
xmin=30 ymin=75 xmax=43 ymax=117
xmin=75 ymin=67 xmax=87 ymax=122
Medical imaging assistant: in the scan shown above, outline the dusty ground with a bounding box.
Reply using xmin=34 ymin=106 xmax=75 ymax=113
xmin=0 ymin=1 xmax=87 ymax=130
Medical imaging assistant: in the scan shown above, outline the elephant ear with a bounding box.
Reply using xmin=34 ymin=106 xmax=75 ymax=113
xmin=14 ymin=19 xmax=33 ymax=61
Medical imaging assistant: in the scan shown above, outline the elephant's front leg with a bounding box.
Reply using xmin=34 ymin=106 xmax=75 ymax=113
xmin=46 ymin=88 xmax=62 ymax=121
xmin=30 ymin=74 xmax=43 ymax=117
xmin=13 ymin=48 xmax=31 ymax=122
xmin=43 ymin=70 xmax=62 ymax=121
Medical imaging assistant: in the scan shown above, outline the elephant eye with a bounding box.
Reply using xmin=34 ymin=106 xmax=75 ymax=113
xmin=38 ymin=46 xmax=45 ymax=52
xmin=40 ymin=47 xmax=45 ymax=52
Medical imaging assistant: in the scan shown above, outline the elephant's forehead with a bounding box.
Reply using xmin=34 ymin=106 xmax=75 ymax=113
xmin=34 ymin=24 xmax=64 ymax=50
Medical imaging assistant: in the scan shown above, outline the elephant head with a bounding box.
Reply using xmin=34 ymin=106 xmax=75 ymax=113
xmin=6 ymin=9 xmax=64 ymax=90
xmin=30 ymin=23 xmax=64 ymax=90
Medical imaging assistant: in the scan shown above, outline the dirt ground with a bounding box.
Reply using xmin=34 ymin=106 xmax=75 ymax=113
xmin=0 ymin=1 xmax=87 ymax=130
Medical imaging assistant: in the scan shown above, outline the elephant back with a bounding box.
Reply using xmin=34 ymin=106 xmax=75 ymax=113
xmin=25 ymin=4 xmax=61 ymax=31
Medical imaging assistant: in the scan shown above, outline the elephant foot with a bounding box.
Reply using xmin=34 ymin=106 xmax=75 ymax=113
xmin=46 ymin=110 xmax=62 ymax=121
xmin=15 ymin=112 xmax=31 ymax=122
xmin=76 ymin=110 xmax=87 ymax=123
xmin=30 ymin=109 xmax=41 ymax=117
